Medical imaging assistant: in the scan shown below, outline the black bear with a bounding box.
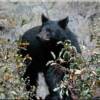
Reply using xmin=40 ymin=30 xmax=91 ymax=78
xmin=18 ymin=14 xmax=81 ymax=99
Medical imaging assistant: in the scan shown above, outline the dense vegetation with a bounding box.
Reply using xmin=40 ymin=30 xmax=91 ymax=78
xmin=0 ymin=37 xmax=99 ymax=99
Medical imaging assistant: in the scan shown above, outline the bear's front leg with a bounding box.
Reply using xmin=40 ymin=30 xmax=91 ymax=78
xmin=23 ymin=62 xmax=38 ymax=99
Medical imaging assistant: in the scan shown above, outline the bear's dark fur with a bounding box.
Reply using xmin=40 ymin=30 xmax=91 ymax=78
xmin=18 ymin=14 xmax=81 ymax=99
xmin=45 ymin=62 xmax=68 ymax=100
xmin=45 ymin=61 xmax=78 ymax=100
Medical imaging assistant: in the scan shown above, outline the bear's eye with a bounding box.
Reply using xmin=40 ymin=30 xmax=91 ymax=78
xmin=46 ymin=28 xmax=52 ymax=33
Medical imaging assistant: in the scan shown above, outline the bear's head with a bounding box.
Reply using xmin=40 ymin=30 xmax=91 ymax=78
xmin=37 ymin=14 xmax=69 ymax=43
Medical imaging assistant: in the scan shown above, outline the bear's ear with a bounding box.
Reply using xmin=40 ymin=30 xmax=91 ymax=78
xmin=41 ymin=14 xmax=49 ymax=24
xmin=58 ymin=16 xmax=69 ymax=29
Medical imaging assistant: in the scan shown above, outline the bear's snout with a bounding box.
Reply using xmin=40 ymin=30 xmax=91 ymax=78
xmin=36 ymin=32 xmax=50 ymax=42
